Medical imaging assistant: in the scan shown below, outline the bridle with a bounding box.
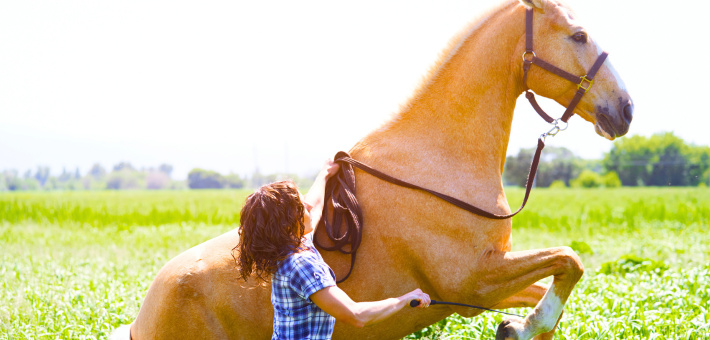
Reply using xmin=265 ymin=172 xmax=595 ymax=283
xmin=522 ymin=8 xmax=608 ymax=138
xmin=314 ymin=7 xmax=610 ymax=285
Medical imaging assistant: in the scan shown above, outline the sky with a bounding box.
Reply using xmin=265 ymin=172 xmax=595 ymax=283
xmin=2 ymin=0 xmax=709 ymax=180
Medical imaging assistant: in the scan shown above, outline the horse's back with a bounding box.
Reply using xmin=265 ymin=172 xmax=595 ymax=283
xmin=131 ymin=228 xmax=273 ymax=340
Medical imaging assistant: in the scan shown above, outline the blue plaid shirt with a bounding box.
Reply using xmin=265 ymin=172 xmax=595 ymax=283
xmin=271 ymin=232 xmax=337 ymax=340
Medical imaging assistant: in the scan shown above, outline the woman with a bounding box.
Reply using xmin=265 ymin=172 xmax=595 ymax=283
xmin=234 ymin=160 xmax=431 ymax=340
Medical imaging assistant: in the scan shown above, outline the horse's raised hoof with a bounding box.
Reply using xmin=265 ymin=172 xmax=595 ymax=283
xmin=496 ymin=317 xmax=523 ymax=340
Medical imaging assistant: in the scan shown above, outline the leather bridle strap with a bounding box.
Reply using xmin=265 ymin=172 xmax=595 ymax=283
xmin=315 ymin=139 xmax=546 ymax=283
xmin=522 ymin=8 xmax=608 ymax=123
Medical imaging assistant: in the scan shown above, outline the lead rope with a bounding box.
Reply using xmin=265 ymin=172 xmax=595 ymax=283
xmin=409 ymin=299 xmax=524 ymax=318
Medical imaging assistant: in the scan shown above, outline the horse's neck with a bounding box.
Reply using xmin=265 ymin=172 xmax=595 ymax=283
xmin=356 ymin=3 xmax=524 ymax=183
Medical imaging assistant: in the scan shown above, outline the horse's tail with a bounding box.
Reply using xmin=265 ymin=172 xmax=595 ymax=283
xmin=109 ymin=324 xmax=132 ymax=340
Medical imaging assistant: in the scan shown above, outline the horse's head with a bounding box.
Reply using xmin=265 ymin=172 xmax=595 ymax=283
xmin=519 ymin=0 xmax=633 ymax=140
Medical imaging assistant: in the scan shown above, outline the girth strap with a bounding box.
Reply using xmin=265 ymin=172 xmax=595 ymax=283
xmin=315 ymin=139 xmax=546 ymax=283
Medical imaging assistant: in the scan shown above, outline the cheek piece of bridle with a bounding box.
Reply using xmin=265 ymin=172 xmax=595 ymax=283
xmin=313 ymin=7 xmax=608 ymax=317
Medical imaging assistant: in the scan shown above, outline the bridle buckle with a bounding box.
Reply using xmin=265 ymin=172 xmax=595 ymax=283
xmin=577 ymin=75 xmax=593 ymax=92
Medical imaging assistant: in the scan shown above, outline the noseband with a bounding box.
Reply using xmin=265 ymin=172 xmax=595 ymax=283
xmin=316 ymin=7 xmax=610 ymax=283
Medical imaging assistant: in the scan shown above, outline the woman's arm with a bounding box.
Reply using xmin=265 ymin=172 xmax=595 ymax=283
xmin=303 ymin=159 xmax=339 ymax=232
xmin=309 ymin=286 xmax=431 ymax=328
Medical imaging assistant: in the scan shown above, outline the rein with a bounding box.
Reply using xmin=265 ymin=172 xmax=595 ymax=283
xmin=315 ymin=8 xmax=609 ymax=289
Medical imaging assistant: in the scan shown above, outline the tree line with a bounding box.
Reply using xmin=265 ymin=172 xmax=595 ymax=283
xmin=186 ymin=169 xmax=315 ymax=190
xmin=0 ymin=162 xmax=316 ymax=192
xmin=2 ymin=132 xmax=708 ymax=192
xmin=504 ymin=132 xmax=710 ymax=188
xmin=0 ymin=163 xmax=180 ymax=191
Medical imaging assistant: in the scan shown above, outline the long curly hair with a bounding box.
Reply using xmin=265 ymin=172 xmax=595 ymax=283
xmin=233 ymin=180 xmax=306 ymax=284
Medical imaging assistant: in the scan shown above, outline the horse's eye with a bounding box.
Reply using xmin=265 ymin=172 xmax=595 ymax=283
xmin=572 ymin=32 xmax=587 ymax=43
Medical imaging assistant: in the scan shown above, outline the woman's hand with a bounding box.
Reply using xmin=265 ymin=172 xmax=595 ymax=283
xmin=303 ymin=158 xmax=341 ymax=234
xmin=321 ymin=158 xmax=340 ymax=179
xmin=403 ymin=289 xmax=431 ymax=309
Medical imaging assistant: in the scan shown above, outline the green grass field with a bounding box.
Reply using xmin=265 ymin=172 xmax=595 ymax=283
xmin=1 ymin=188 xmax=709 ymax=339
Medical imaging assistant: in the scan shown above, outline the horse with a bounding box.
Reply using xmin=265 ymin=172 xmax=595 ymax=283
xmin=117 ymin=0 xmax=632 ymax=339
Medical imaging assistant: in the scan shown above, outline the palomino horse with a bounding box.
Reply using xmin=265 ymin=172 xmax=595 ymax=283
xmin=121 ymin=0 xmax=632 ymax=339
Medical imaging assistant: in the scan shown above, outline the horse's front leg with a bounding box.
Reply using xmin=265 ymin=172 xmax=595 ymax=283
xmin=469 ymin=246 xmax=583 ymax=340
xmin=491 ymin=282 xmax=548 ymax=309
xmin=491 ymin=283 xmax=562 ymax=340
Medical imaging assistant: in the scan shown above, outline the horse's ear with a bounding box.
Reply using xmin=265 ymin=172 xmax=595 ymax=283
xmin=519 ymin=0 xmax=545 ymax=11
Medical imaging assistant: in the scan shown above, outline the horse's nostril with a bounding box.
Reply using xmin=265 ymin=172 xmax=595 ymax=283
xmin=623 ymin=103 xmax=633 ymax=124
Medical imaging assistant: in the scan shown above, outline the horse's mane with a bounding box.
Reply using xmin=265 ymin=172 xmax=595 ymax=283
xmin=409 ymin=2 xmax=518 ymax=106
xmin=371 ymin=0 xmax=519 ymax=135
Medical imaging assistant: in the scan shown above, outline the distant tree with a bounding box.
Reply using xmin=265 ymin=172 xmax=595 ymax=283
xmin=113 ymin=162 xmax=135 ymax=172
xmin=20 ymin=178 xmax=41 ymax=191
xmin=549 ymin=180 xmax=567 ymax=189
xmin=158 ymin=164 xmax=174 ymax=178
xmin=687 ymin=143 xmax=710 ymax=186
xmin=602 ymin=171 xmax=622 ymax=188
xmin=243 ymin=170 xmax=318 ymax=190
xmin=106 ymin=171 xmax=143 ymax=190
xmin=4 ymin=170 xmax=20 ymax=191
xmin=34 ymin=166 xmax=50 ymax=186
xmin=10 ymin=170 xmax=41 ymax=191
xmin=224 ymin=173 xmax=245 ymax=189
xmin=43 ymin=177 xmax=58 ymax=191
xmin=290 ymin=172 xmax=317 ymax=189
xmin=58 ymin=167 xmax=73 ymax=182
xmin=82 ymin=176 xmax=106 ymax=190
xmin=170 ymin=180 xmax=188 ymax=190
xmin=88 ymin=164 xmax=107 ymax=179
xmin=570 ymin=170 xmax=603 ymax=188
xmin=146 ymin=171 xmax=170 ymax=190
xmin=106 ymin=163 xmax=143 ymax=190
xmin=249 ymin=169 xmax=278 ymax=188
xmin=188 ymin=169 xmax=225 ymax=189
xmin=504 ymin=146 xmax=587 ymax=187
xmin=504 ymin=149 xmax=534 ymax=187
xmin=535 ymin=147 xmax=579 ymax=187
xmin=65 ymin=180 xmax=82 ymax=191
xmin=74 ymin=168 xmax=81 ymax=179
xmin=577 ymin=159 xmax=603 ymax=174
xmin=604 ymin=132 xmax=710 ymax=186
xmin=569 ymin=170 xmax=621 ymax=188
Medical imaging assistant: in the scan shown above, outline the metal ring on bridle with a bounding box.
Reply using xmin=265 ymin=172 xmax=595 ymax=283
xmin=552 ymin=118 xmax=569 ymax=131
xmin=522 ymin=51 xmax=536 ymax=62
xmin=540 ymin=117 xmax=572 ymax=142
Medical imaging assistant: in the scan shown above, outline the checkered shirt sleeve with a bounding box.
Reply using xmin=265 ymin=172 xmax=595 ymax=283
xmin=271 ymin=233 xmax=337 ymax=340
